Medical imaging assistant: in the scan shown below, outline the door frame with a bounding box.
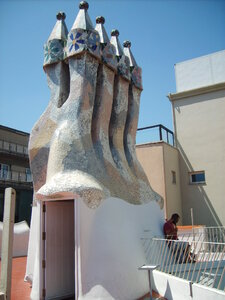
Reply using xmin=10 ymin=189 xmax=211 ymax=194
xmin=40 ymin=198 xmax=80 ymax=300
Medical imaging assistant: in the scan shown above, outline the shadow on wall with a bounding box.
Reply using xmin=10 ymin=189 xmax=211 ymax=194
xmin=177 ymin=140 xmax=222 ymax=227
xmin=174 ymin=89 xmax=225 ymax=110
xmin=164 ymin=281 xmax=173 ymax=300
xmin=152 ymin=273 xmax=173 ymax=300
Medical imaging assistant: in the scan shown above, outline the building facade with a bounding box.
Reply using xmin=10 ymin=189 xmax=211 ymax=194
xmin=168 ymin=50 xmax=225 ymax=226
xmin=0 ymin=125 xmax=33 ymax=225
xmin=136 ymin=50 xmax=225 ymax=227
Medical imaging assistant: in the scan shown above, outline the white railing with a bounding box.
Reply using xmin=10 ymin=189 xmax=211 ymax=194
xmin=178 ymin=226 xmax=225 ymax=244
xmin=0 ymin=171 xmax=32 ymax=183
xmin=0 ymin=139 xmax=28 ymax=155
xmin=141 ymin=236 xmax=225 ymax=291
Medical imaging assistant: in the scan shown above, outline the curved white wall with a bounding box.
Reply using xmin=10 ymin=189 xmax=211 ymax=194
xmin=77 ymin=197 xmax=164 ymax=299
xmin=0 ymin=221 xmax=29 ymax=257
xmin=27 ymin=197 xmax=165 ymax=300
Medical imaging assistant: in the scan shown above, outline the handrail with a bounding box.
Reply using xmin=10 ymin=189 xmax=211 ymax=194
xmin=141 ymin=235 xmax=225 ymax=291
xmin=137 ymin=124 xmax=174 ymax=146
xmin=138 ymin=124 xmax=173 ymax=135
xmin=178 ymin=226 xmax=225 ymax=244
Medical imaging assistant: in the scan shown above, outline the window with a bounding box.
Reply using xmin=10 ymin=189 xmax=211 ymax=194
xmin=189 ymin=171 xmax=205 ymax=184
xmin=9 ymin=143 xmax=16 ymax=152
xmin=0 ymin=164 xmax=10 ymax=180
xmin=24 ymin=147 xmax=28 ymax=155
xmin=17 ymin=144 xmax=23 ymax=153
xmin=171 ymin=171 xmax=176 ymax=184
xmin=26 ymin=168 xmax=32 ymax=182
xmin=0 ymin=192 xmax=4 ymax=221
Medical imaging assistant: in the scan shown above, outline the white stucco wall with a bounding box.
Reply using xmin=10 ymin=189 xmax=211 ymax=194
xmin=78 ymin=197 xmax=164 ymax=299
xmin=0 ymin=221 xmax=29 ymax=257
xmin=152 ymin=270 xmax=225 ymax=300
xmin=27 ymin=197 xmax=165 ymax=300
xmin=175 ymin=50 xmax=225 ymax=92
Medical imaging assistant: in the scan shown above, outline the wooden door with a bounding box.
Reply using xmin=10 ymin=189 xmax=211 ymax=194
xmin=44 ymin=200 xmax=75 ymax=299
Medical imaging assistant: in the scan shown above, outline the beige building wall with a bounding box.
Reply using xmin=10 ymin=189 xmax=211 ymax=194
xmin=136 ymin=142 xmax=182 ymax=222
xmin=0 ymin=125 xmax=30 ymax=168
xmin=0 ymin=126 xmax=29 ymax=146
xmin=162 ymin=143 xmax=182 ymax=221
xmin=170 ymin=85 xmax=225 ymax=226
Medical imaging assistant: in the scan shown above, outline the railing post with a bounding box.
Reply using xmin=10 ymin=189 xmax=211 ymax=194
xmin=159 ymin=125 xmax=162 ymax=141
xmin=138 ymin=265 xmax=159 ymax=300
xmin=166 ymin=130 xmax=169 ymax=144
xmin=0 ymin=188 xmax=16 ymax=300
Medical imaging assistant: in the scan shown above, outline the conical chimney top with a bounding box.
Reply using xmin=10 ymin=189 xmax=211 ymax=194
xmin=47 ymin=12 xmax=68 ymax=42
xmin=71 ymin=1 xmax=93 ymax=31
xmin=44 ymin=12 xmax=68 ymax=67
xmin=123 ymin=40 xmax=137 ymax=69
xmin=110 ymin=29 xmax=123 ymax=57
xmin=95 ymin=16 xmax=109 ymax=44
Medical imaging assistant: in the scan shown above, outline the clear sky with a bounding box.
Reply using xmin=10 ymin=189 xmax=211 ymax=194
xmin=0 ymin=0 xmax=225 ymax=142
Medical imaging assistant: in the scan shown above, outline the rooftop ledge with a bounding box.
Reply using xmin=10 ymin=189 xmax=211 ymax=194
xmin=168 ymin=81 xmax=225 ymax=101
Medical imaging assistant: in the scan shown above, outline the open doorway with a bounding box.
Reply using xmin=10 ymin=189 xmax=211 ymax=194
xmin=42 ymin=200 xmax=75 ymax=299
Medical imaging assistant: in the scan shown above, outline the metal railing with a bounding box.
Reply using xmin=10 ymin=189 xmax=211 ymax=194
xmin=141 ymin=236 xmax=225 ymax=291
xmin=0 ymin=139 xmax=28 ymax=155
xmin=137 ymin=124 xmax=174 ymax=146
xmin=178 ymin=226 xmax=225 ymax=252
xmin=0 ymin=171 xmax=32 ymax=183
xmin=206 ymin=227 xmax=225 ymax=243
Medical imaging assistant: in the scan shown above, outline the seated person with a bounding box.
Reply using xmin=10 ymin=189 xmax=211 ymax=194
xmin=163 ymin=213 xmax=196 ymax=263
xmin=163 ymin=213 xmax=179 ymax=240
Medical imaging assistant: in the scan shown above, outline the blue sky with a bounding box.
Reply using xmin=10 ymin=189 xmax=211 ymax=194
xmin=0 ymin=0 xmax=225 ymax=143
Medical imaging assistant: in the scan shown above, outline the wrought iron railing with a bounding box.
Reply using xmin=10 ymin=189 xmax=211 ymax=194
xmin=137 ymin=124 xmax=174 ymax=146
xmin=141 ymin=229 xmax=225 ymax=291
xmin=0 ymin=171 xmax=32 ymax=183
xmin=0 ymin=139 xmax=28 ymax=155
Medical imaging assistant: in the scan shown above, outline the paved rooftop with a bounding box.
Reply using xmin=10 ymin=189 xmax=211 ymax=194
xmin=0 ymin=257 xmax=30 ymax=300
xmin=0 ymin=257 xmax=166 ymax=300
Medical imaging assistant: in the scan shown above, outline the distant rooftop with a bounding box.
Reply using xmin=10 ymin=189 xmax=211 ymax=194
xmin=175 ymin=49 xmax=225 ymax=93
xmin=0 ymin=124 xmax=29 ymax=136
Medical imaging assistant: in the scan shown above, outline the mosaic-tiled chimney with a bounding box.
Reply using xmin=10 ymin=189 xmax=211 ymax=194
xmin=29 ymin=11 xmax=69 ymax=194
xmin=27 ymin=2 xmax=165 ymax=299
xmin=29 ymin=1 xmax=163 ymax=208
